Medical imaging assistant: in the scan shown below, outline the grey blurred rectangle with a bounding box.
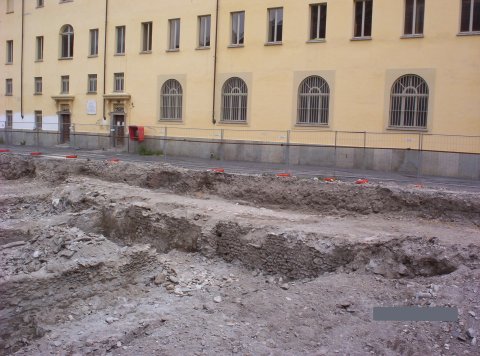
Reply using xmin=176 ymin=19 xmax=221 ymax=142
xmin=373 ymin=307 xmax=458 ymax=321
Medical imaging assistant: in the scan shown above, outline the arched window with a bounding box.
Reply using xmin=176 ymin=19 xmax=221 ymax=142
xmin=161 ymin=79 xmax=183 ymax=120
xmin=390 ymin=74 xmax=429 ymax=129
xmin=221 ymin=77 xmax=248 ymax=122
xmin=297 ymin=76 xmax=330 ymax=125
xmin=60 ymin=25 xmax=74 ymax=58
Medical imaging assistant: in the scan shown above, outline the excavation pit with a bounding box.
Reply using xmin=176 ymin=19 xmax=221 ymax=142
xmin=1 ymin=155 xmax=479 ymax=355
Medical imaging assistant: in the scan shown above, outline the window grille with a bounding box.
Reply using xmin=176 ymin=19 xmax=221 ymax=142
xmin=389 ymin=74 xmax=429 ymax=129
xmin=221 ymin=77 xmax=248 ymax=122
xmin=161 ymin=79 xmax=183 ymax=120
xmin=297 ymin=76 xmax=330 ymax=125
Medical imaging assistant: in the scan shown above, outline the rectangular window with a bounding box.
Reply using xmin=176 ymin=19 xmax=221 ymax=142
xmin=89 ymin=29 xmax=99 ymax=56
xmin=5 ymin=79 xmax=12 ymax=96
xmin=88 ymin=74 xmax=97 ymax=93
xmin=231 ymin=11 xmax=245 ymax=45
xmin=461 ymin=0 xmax=480 ymax=33
xmin=354 ymin=0 xmax=373 ymax=38
xmin=35 ymin=111 xmax=42 ymax=130
xmin=115 ymin=26 xmax=126 ymax=54
xmin=34 ymin=77 xmax=42 ymax=94
xmin=168 ymin=19 xmax=180 ymax=50
xmin=141 ymin=22 xmax=153 ymax=52
xmin=268 ymin=8 xmax=284 ymax=43
xmin=198 ymin=15 xmax=211 ymax=48
xmin=35 ymin=36 xmax=44 ymax=61
xmin=61 ymin=75 xmax=69 ymax=94
xmin=6 ymin=40 xmax=13 ymax=63
xmin=114 ymin=73 xmax=124 ymax=92
xmin=37 ymin=0 xmax=44 ymax=7
xmin=310 ymin=4 xmax=327 ymax=40
xmin=6 ymin=0 xmax=14 ymax=13
xmin=6 ymin=111 xmax=13 ymax=128
xmin=404 ymin=0 xmax=425 ymax=35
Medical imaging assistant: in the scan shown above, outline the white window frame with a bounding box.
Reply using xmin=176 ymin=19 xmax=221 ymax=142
xmin=115 ymin=26 xmax=126 ymax=55
xmin=61 ymin=75 xmax=69 ymax=94
xmin=6 ymin=110 xmax=13 ymax=128
xmin=88 ymin=74 xmax=97 ymax=93
xmin=297 ymin=76 xmax=330 ymax=125
xmin=141 ymin=22 xmax=153 ymax=52
xmin=60 ymin=25 xmax=74 ymax=58
xmin=114 ymin=73 xmax=124 ymax=92
xmin=389 ymin=74 xmax=429 ymax=129
xmin=89 ymin=29 xmax=99 ymax=56
xmin=198 ymin=15 xmax=211 ymax=48
xmin=34 ymin=77 xmax=42 ymax=95
xmin=35 ymin=111 xmax=42 ymax=130
xmin=6 ymin=40 xmax=13 ymax=63
xmin=353 ymin=0 xmax=373 ymax=38
xmin=6 ymin=0 xmax=14 ymax=13
xmin=36 ymin=36 xmax=44 ymax=61
xmin=168 ymin=19 xmax=180 ymax=50
xmin=221 ymin=77 xmax=248 ymax=122
xmin=231 ymin=11 xmax=245 ymax=46
xmin=404 ymin=0 xmax=425 ymax=36
xmin=160 ymin=79 xmax=183 ymax=120
xmin=460 ymin=0 xmax=480 ymax=33
xmin=267 ymin=7 xmax=284 ymax=43
xmin=5 ymin=79 xmax=13 ymax=96
xmin=310 ymin=3 xmax=328 ymax=41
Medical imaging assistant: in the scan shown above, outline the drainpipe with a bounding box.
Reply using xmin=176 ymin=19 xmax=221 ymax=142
xmin=20 ymin=0 xmax=25 ymax=118
xmin=102 ymin=0 xmax=109 ymax=121
xmin=212 ymin=0 xmax=219 ymax=124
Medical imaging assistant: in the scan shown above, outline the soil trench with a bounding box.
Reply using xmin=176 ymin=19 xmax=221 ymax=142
xmin=0 ymin=154 xmax=479 ymax=355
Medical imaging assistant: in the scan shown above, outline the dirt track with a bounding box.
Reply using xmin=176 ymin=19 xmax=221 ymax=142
xmin=0 ymin=154 xmax=479 ymax=355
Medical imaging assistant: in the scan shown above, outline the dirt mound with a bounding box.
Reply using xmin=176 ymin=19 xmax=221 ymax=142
xmin=0 ymin=155 xmax=36 ymax=180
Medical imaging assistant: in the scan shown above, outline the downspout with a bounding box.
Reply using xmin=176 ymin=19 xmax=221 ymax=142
xmin=20 ymin=0 xmax=25 ymax=118
xmin=102 ymin=0 xmax=108 ymax=121
xmin=212 ymin=0 xmax=219 ymax=124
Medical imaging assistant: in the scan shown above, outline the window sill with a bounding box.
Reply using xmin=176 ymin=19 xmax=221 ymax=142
xmin=306 ymin=39 xmax=326 ymax=44
xmin=457 ymin=31 xmax=480 ymax=36
xmin=5 ymin=94 xmax=13 ymax=97
xmin=5 ymin=62 xmax=13 ymax=65
xmin=34 ymin=93 xmax=43 ymax=96
xmin=58 ymin=57 xmax=73 ymax=60
xmin=34 ymin=59 xmax=43 ymax=63
xmin=159 ymin=119 xmax=183 ymax=123
xmin=400 ymin=34 xmax=424 ymax=39
xmin=36 ymin=6 xmax=44 ymax=9
xmin=166 ymin=49 xmax=180 ymax=53
xmin=228 ymin=44 xmax=244 ymax=48
xmin=139 ymin=50 xmax=152 ymax=54
xmin=6 ymin=11 xmax=14 ymax=14
xmin=386 ymin=126 xmax=428 ymax=132
xmin=87 ymin=92 xmax=97 ymax=95
xmin=218 ymin=121 xmax=248 ymax=125
xmin=351 ymin=36 xmax=372 ymax=41
xmin=295 ymin=123 xmax=329 ymax=128
xmin=265 ymin=41 xmax=283 ymax=46
xmin=196 ymin=46 xmax=211 ymax=50
xmin=88 ymin=55 xmax=98 ymax=58
xmin=114 ymin=53 xmax=125 ymax=56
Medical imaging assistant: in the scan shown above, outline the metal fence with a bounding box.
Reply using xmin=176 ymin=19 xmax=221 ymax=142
xmin=1 ymin=122 xmax=479 ymax=154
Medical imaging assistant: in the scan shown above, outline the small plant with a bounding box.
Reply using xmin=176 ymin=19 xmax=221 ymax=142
xmin=138 ymin=144 xmax=163 ymax=156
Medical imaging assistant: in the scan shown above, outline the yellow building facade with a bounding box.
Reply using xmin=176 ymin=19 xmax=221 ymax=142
xmin=1 ymin=0 xmax=479 ymax=153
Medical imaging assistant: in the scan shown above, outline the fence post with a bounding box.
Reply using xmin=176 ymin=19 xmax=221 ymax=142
xmin=72 ymin=124 xmax=76 ymax=149
xmin=285 ymin=130 xmax=290 ymax=167
xmin=363 ymin=131 xmax=367 ymax=170
xmin=334 ymin=131 xmax=338 ymax=178
xmin=220 ymin=128 xmax=225 ymax=161
xmin=417 ymin=133 xmax=424 ymax=178
xmin=163 ymin=126 xmax=168 ymax=160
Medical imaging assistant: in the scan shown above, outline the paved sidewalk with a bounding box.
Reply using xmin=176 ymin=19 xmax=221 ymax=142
xmin=1 ymin=145 xmax=479 ymax=192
